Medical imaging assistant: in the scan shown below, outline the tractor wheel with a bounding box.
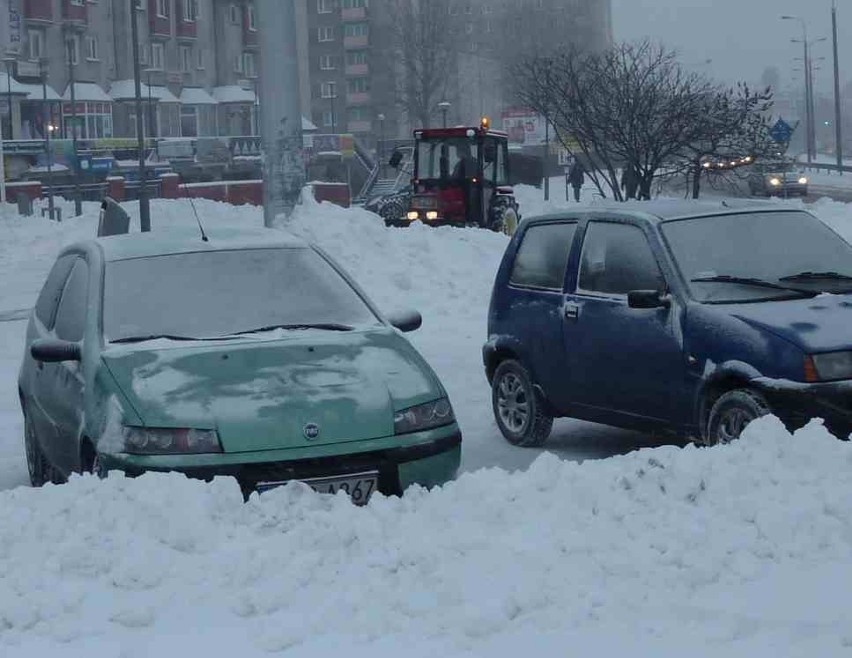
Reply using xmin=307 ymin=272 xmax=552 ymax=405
xmin=490 ymin=202 xmax=520 ymax=236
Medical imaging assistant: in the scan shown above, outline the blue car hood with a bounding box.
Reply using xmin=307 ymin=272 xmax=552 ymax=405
xmin=723 ymin=294 xmax=852 ymax=353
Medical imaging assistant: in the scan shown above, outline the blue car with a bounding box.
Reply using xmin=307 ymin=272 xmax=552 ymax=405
xmin=484 ymin=201 xmax=852 ymax=447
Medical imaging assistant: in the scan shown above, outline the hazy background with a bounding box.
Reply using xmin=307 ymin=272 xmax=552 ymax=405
xmin=611 ymin=0 xmax=848 ymax=92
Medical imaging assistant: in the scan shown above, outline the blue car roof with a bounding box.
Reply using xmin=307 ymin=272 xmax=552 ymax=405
xmin=524 ymin=199 xmax=804 ymax=226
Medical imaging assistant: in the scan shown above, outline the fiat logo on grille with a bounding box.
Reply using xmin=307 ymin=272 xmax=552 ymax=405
xmin=303 ymin=423 xmax=321 ymax=441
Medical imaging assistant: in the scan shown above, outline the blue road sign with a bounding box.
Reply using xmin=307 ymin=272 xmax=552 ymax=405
xmin=770 ymin=119 xmax=795 ymax=144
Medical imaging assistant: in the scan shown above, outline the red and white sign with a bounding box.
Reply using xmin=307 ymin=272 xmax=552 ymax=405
xmin=501 ymin=108 xmax=547 ymax=146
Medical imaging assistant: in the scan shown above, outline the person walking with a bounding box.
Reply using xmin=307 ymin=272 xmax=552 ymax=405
xmin=568 ymin=160 xmax=585 ymax=202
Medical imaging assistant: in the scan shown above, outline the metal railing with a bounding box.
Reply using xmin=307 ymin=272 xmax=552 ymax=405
xmin=799 ymin=161 xmax=852 ymax=175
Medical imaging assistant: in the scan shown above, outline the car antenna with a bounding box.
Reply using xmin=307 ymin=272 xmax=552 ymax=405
xmin=178 ymin=173 xmax=209 ymax=242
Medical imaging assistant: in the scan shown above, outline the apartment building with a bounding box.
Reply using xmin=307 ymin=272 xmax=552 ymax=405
xmin=2 ymin=0 xmax=260 ymax=140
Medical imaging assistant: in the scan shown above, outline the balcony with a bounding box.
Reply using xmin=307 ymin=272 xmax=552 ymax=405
xmin=148 ymin=0 xmax=171 ymax=37
xmin=24 ymin=0 xmax=53 ymax=22
xmin=343 ymin=35 xmax=368 ymax=49
xmin=341 ymin=7 xmax=366 ymax=21
xmin=346 ymin=92 xmax=370 ymax=105
xmin=176 ymin=20 xmax=197 ymax=39
xmin=345 ymin=63 xmax=368 ymax=76
xmin=61 ymin=0 xmax=87 ymax=24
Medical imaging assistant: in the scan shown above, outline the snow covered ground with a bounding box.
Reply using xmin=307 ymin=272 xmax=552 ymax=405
xmin=1 ymin=191 xmax=852 ymax=655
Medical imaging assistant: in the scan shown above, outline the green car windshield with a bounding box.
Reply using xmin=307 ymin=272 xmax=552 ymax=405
xmin=104 ymin=248 xmax=379 ymax=342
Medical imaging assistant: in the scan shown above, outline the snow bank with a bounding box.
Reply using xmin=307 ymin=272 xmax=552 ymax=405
xmin=1 ymin=418 xmax=852 ymax=656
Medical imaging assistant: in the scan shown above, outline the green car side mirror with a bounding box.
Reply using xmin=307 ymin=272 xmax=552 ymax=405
xmin=387 ymin=310 xmax=422 ymax=333
xmin=31 ymin=339 xmax=82 ymax=363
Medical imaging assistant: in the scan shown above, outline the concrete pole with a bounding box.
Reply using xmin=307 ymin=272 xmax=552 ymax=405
xmin=130 ymin=0 xmax=150 ymax=232
xmin=257 ymin=0 xmax=305 ymax=227
xmin=832 ymin=1 xmax=844 ymax=173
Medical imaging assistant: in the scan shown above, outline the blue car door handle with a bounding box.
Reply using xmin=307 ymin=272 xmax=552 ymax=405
xmin=564 ymin=302 xmax=580 ymax=320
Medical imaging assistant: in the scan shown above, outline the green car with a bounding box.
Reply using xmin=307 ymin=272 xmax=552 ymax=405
xmin=18 ymin=228 xmax=460 ymax=503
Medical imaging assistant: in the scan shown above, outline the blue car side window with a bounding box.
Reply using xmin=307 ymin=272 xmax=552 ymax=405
xmin=510 ymin=223 xmax=577 ymax=290
xmin=578 ymin=222 xmax=664 ymax=295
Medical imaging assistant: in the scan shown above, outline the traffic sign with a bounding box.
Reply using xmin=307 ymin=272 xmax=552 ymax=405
xmin=770 ymin=118 xmax=795 ymax=144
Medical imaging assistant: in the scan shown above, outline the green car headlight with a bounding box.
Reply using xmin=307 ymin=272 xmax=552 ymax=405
xmin=122 ymin=427 xmax=222 ymax=455
xmin=810 ymin=352 xmax=852 ymax=382
xmin=394 ymin=398 xmax=455 ymax=435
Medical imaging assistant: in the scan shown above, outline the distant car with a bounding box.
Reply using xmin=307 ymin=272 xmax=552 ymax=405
xmin=747 ymin=161 xmax=809 ymax=197
xmin=484 ymin=202 xmax=852 ymax=447
xmin=18 ymin=229 xmax=460 ymax=502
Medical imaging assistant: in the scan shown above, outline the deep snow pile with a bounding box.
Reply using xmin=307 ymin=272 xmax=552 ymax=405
xmin=1 ymin=418 xmax=852 ymax=656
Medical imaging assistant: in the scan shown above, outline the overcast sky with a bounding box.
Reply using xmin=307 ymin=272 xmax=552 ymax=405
xmin=611 ymin=0 xmax=848 ymax=92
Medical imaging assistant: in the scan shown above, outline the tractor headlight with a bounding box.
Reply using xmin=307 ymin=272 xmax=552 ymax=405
xmin=425 ymin=211 xmax=439 ymax=220
xmin=798 ymin=176 xmax=808 ymax=185
xmin=122 ymin=427 xmax=222 ymax=455
xmin=406 ymin=211 xmax=419 ymax=221
xmin=769 ymin=177 xmax=782 ymax=186
xmin=394 ymin=398 xmax=455 ymax=435
xmin=809 ymin=352 xmax=852 ymax=382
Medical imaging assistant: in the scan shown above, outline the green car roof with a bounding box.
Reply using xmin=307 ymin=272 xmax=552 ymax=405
xmin=70 ymin=227 xmax=309 ymax=263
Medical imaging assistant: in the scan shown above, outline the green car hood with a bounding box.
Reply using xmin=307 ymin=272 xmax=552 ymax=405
xmin=101 ymin=328 xmax=443 ymax=453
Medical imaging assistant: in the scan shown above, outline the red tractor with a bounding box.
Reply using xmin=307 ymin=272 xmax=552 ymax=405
xmin=385 ymin=118 xmax=520 ymax=234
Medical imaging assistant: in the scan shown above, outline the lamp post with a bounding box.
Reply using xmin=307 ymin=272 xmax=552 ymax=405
xmin=832 ymin=0 xmax=844 ymax=173
xmin=377 ymin=112 xmax=385 ymax=168
xmin=782 ymin=15 xmax=827 ymax=162
xmin=438 ymin=101 xmax=451 ymax=128
xmin=3 ymin=57 xmax=14 ymax=141
xmin=130 ymin=0 xmax=150 ymax=232
xmin=330 ymin=88 xmax=337 ymax=134
xmin=66 ymin=40 xmax=82 ymax=217
xmin=40 ymin=58 xmax=56 ymax=220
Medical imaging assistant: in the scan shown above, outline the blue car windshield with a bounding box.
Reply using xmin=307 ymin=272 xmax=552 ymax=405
xmin=103 ymin=248 xmax=379 ymax=342
xmin=661 ymin=211 xmax=852 ymax=303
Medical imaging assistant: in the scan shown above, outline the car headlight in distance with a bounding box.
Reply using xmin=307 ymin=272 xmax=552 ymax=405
xmin=807 ymin=352 xmax=852 ymax=382
xmin=769 ymin=177 xmax=782 ymax=186
xmin=394 ymin=398 xmax=455 ymax=435
xmin=798 ymin=176 xmax=808 ymax=185
xmin=122 ymin=427 xmax=222 ymax=455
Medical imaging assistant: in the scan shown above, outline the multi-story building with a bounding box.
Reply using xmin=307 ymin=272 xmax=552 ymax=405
xmin=2 ymin=0 xmax=260 ymax=140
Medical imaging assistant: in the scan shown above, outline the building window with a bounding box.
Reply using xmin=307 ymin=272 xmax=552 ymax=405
xmin=196 ymin=48 xmax=204 ymax=69
xmin=234 ymin=54 xmax=244 ymax=73
xmin=27 ymin=30 xmax=44 ymax=61
xmin=347 ymin=77 xmax=368 ymax=94
xmin=157 ymin=0 xmax=169 ymax=18
xmin=344 ymin=23 xmax=368 ymax=37
xmin=345 ymin=50 xmax=367 ymax=65
xmin=342 ymin=0 xmax=368 ymax=7
xmin=322 ymin=110 xmax=335 ymax=128
xmin=243 ymin=52 xmax=257 ymax=78
xmin=349 ymin=106 xmax=368 ymax=121
xmin=180 ymin=105 xmax=198 ymax=137
xmin=85 ymin=36 xmax=99 ymax=61
xmin=182 ymin=0 xmax=198 ymax=21
xmin=180 ymin=46 xmax=192 ymax=72
xmin=319 ymin=54 xmax=335 ymax=70
xmin=65 ymin=35 xmax=80 ymax=65
xmin=247 ymin=4 xmax=257 ymax=30
xmin=139 ymin=43 xmax=149 ymax=64
xmin=317 ymin=0 xmax=333 ymax=14
xmin=318 ymin=26 xmax=334 ymax=42
xmin=320 ymin=81 xmax=336 ymax=98
xmin=229 ymin=3 xmax=240 ymax=24
xmin=70 ymin=0 xmax=84 ymax=5
xmin=151 ymin=42 xmax=165 ymax=69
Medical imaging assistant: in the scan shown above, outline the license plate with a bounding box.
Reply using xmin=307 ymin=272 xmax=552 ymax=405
xmin=256 ymin=471 xmax=379 ymax=506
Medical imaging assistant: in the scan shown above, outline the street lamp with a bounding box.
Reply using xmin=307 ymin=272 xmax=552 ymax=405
xmin=377 ymin=112 xmax=385 ymax=166
xmin=832 ymin=0 xmax=844 ymax=173
xmin=782 ymin=15 xmax=826 ymax=162
xmin=66 ymin=40 xmax=82 ymax=216
xmin=438 ymin=101 xmax=451 ymax=128
xmin=40 ymin=58 xmax=56 ymax=220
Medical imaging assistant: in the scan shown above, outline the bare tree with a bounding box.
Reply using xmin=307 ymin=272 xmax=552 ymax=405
xmin=385 ymin=0 xmax=456 ymax=130
xmin=514 ymin=42 xmax=758 ymax=201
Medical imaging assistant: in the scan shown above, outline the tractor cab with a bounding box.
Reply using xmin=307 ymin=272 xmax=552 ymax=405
xmin=397 ymin=118 xmax=519 ymax=233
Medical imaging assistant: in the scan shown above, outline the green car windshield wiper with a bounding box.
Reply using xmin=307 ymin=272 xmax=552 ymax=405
xmin=110 ymin=334 xmax=226 ymax=344
xmin=230 ymin=323 xmax=355 ymax=336
xmin=779 ymin=271 xmax=852 ymax=282
xmin=690 ymin=275 xmax=816 ymax=296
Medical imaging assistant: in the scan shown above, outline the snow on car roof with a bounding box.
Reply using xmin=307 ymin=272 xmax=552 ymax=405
xmin=72 ymin=227 xmax=309 ymax=263
xmin=526 ymin=199 xmax=805 ymax=225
